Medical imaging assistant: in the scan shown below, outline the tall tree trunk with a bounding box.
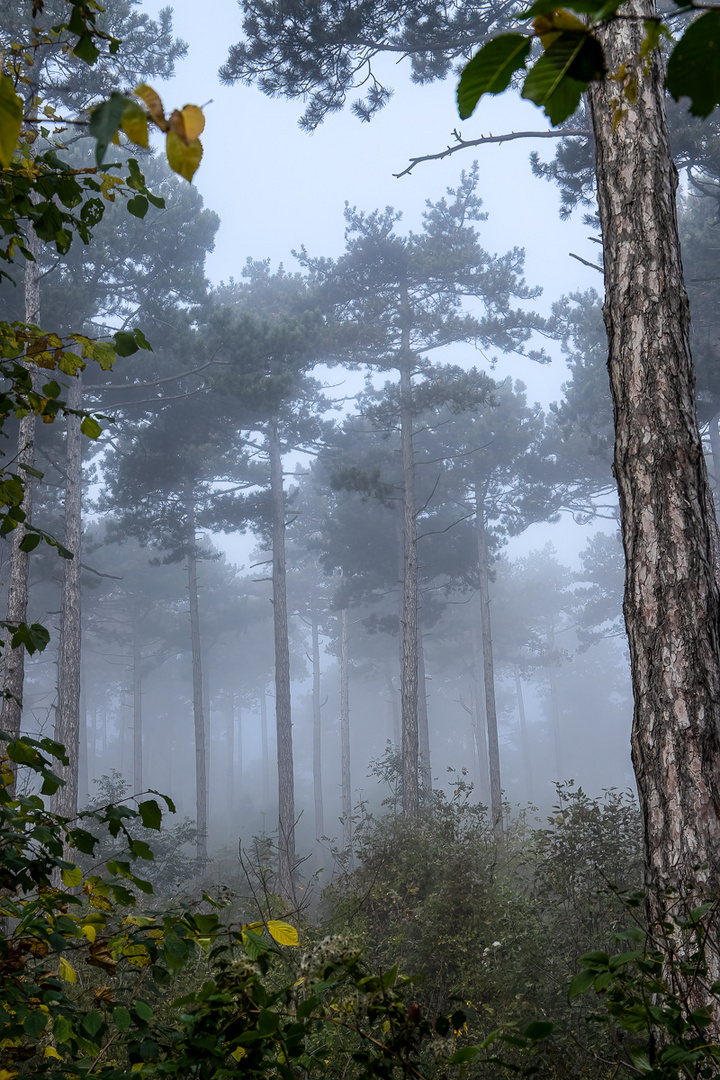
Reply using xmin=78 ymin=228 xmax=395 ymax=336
xmin=589 ymin=0 xmax=720 ymax=988
xmin=475 ymin=487 xmax=503 ymax=835
xmin=340 ymin=607 xmax=351 ymax=856
xmin=1 ymin=227 xmax=41 ymax=756
xmin=417 ymin=620 xmax=431 ymax=798
xmin=185 ymin=486 xmax=207 ymax=867
xmin=470 ymin=619 xmax=491 ymax=805
xmin=78 ymin=672 xmax=87 ymax=809
xmin=268 ymin=417 xmax=295 ymax=899
xmin=260 ymin=688 xmax=269 ymax=805
xmin=227 ymin=690 xmax=235 ymax=815
xmin=513 ymin=665 xmax=533 ymax=802
xmin=708 ymin=410 xmax=720 ymax=515
xmin=311 ymin=615 xmax=324 ymax=843
xmin=52 ymin=374 xmax=83 ymax=821
xmin=133 ymin=615 xmax=143 ymax=793
xmin=384 ymin=664 xmax=401 ymax=746
xmin=399 ymin=350 xmax=419 ymax=819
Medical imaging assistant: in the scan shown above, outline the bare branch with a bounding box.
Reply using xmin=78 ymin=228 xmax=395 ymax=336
xmin=394 ymin=127 xmax=590 ymax=178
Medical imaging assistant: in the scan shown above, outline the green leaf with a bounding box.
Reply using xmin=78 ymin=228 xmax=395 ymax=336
xmin=135 ymin=1000 xmax=153 ymax=1023
xmin=83 ymin=1010 xmax=104 ymax=1038
xmin=568 ymin=967 xmax=596 ymax=1000
xmin=18 ymin=533 xmax=41 ymax=553
xmin=521 ymin=31 xmax=605 ymax=124
xmin=89 ymin=92 xmax=130 ymax=166
xmin=258 ymin=1009 xmax=279 ymax=1035
xmin=449 ymin=1047 xmax=480 ymax=1064
xmin=24 ymin=1009 xmax=48 ymax=1038
xmin=18 ymin=463 xmax=44 ymax=480
xmin=523 ymin=1021 xmax=554 ymax=1040
xmin=666 ymin=11 xmax=720 ymax=117
xmin=81 ymin=415 xmax=102 ymax=440
xmin=525 ymin=0 xmax=620 ymax=15
xmin=114 ymin=330 xmax=140 ymax=356
xmin=133 ymin=328 xmax=153 ymax=351
xmin=126 ymin=194 xmax=149 ymax=219
xmin=579 ymin=950 xmax=610 ymax=968
xmin=138 ymin=798 xmax=162 ymax=830
xmin=457 ymin=35 xmax=532 ymax=118
xmin=10 ymin=621 xmax=51 ymax=654
xmin=73 ymin=32 xmax=100 ymax=64
xmin=113 ymin=1006 xmax=132 ymax=1032
xmin=0 ymin=74 xmax=23 ymax=168
xmin=61 ymin=863 xmax=83 ymax=887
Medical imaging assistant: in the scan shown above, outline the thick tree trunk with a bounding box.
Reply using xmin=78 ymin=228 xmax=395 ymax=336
xmin=185 ymin=488 xmax=208 ymax=867
xmin=52 ymin=374 xmax=83 ymax=821
xmin=476 ymin=488 xmax=503 ymax=835
xmin=268 ymin=417 xmax=295 ymax=899
xmin=708 ymin=410 xmax=720 ymax=514
xmin=417 ymin=620 xmax=431 ymax=797
xmin=311 ymin=615 xmax=324 ymax=843
xmin=133 ymin=616 xmax=143 ymax=793
xmin=340 ymin=607 xmax=351 ymax=855
xmin=78 ymin=673 xmax=87 ymax=809
xmin=1 ymin=229 xmax=41 ymax=754
xmin=399 ymin=354 xmax=419 ymax=819
xmin=513 ymin=665 xmax=534 ymax=802
xmin=589 ymin=0 xmax=720 ymax=987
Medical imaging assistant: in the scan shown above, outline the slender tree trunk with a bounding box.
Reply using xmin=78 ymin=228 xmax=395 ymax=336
xmin=589 ymin=0 xmax=720 ymax=991
xmin=475 ymin=487 xmax=503 ymax=835
xmin=340 ymin=607 xmax=351 ymax=855
xmin=133 ymin=616 xmax=142 ymax=794
xmin=399 ymin=350 xmax=419 ymax=819
xmin=417 ymin=620 xmax=431 ymax=797
xmin=513 ymin=664 xmax=533 ymax=802
xmin=236 ymin=703 xmax=242 ymax=795
xmin=227 ymin=690 xmax=235 ymax=815
xmin=260 ymin=688 xmax=269 ymax=804
xmin=311 ymin=615 xmax=324 ymax=843
xmin=1 ymin=227 xmax=41 ymax=754
xmin=78 ymin=672 xmax=87 ymax=809
xmin=52 ymin=374 xmax=83 ymax=821
xmin=185 ymin=487 xmax=207 ymax=867
xmin=268 ymin=417 xmax=295 ymax=899
xmin=547 ymin=623 xmax=564 ymax=782
xmin=384 ymin=664 xmax=401 ymax=746
xmin=470 ymin=620 xmax=491 ymax=805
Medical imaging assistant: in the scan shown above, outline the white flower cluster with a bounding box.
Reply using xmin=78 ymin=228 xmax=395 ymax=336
xmin=299 ymin=935 xmax=356 ymax=981
xmin=427 ymin=1035 xmax=456 ymax=1063
xmin=231 ymin=955 xmax=262 ymax=980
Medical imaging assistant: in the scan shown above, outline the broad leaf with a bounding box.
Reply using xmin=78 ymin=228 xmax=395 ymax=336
xmin=166 ymin=130 xmax=203 ymax=182
xmin=667 ymin=12 xmax=720 ymax=117
xmin=138 ymin=798 xmax=162 ymax=830
xmin=81 ymin=415 xmax=102 ymax=440
xmin=89 ymin=93 xmax=130 ymax=165
xmin=267 ymin=919 xmax=299 ymax=946
xmin=61 ymin=863 xmax=83 ymax=887
xmin=457 ymin=36 xmax=532 ymax=119
xmin=521 ymin=31 xmax=604 ymax=125
xmin=121 ymin=99 xmax=149 ymax=148
xmin=0 ymin=74 xmax=23 ymax=168
xmin=568 ymin=966 xmax=596 ymax=1000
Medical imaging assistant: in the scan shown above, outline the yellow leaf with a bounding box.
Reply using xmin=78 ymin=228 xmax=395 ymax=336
xmin=231 ymin=1048 xmax=247 ymax=1062
xmin=121 ymin=99 xmax=149 ymax=148
xmin=43 ymin=1048 xmax=63 ymax=1061
xmin=168 ymin=104 xmax=205 ymax=144
xmin=267 ymin=920 xmax=299 ymax=947
xmin=0 ymin=74 xmax=23 ymax=168
xmin=134 ymin=83 xmax=167 ymax=132
xmin=81 ymin=923 xmax=96 ymax=943
xmin=0 ymin=1069 xmax=18 ymax=1079
xmin=165 ymin=130 xmax=202 ymax=182
xmin=59 ymin=957 xmax=77 ymax=983
xmin=533 ymin=9 xmax=586 ymax=48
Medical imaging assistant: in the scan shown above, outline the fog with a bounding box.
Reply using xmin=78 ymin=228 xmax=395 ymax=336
xmin=13 ymin=0 xmax=715 ymax=882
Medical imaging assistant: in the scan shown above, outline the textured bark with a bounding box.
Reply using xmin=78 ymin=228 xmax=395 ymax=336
xmin=269 ymin=417 xmax=296 ymax=899
xmin=417 ymin=621 xmax=431 ymax=797
xmin=133 ymin=617 xmax=143 ymax=794
xmin=1 ymin=228 xmax=41 ymax=753
xmin=340 ymin=607 xmax=351 ymax=855
xmin=476 ymin=491 xmax=503 ymax=835
xmin=311 ymin=615 xmax=324 ymax=843
xmin=709 ymin=410 xmax=720 ymax=518
xmin=52 ymin=374 xmax=83 ymax=821
xmin=385 ymin=665 xmax=401 ymax=746
xmin=186 ymin=488 xmax=208 ymax=867
xmin=399 ymin=355 xmax=419 ymax=819
xmin=589 ymin=0 xmax=720 ymax=980
xmin=78 ymin=674 xmax=87 ymax=809
xmin=513 ymin=665 xmax=534 ymax=802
